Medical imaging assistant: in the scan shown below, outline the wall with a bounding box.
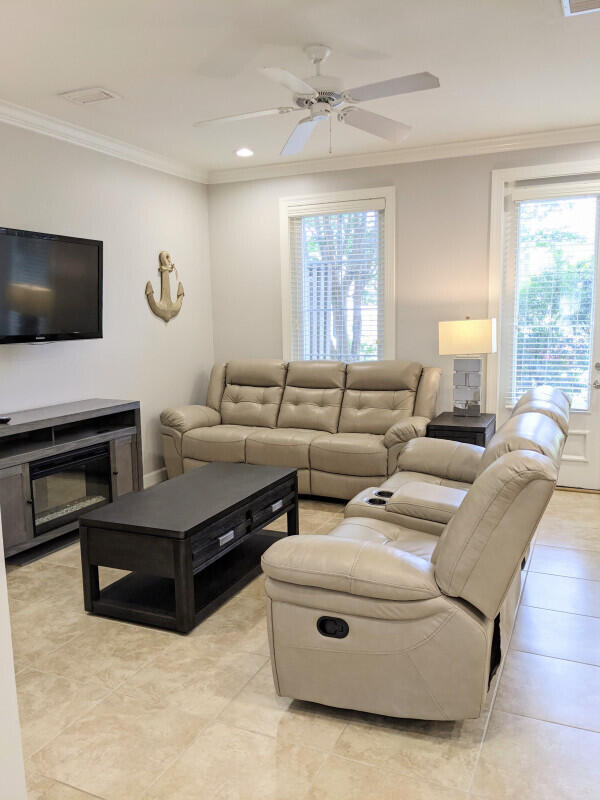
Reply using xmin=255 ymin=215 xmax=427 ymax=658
xmin=0 ymin=124 xmax=213 ymax=478
xmin=208 ymin=140 xmax=600 ymax=410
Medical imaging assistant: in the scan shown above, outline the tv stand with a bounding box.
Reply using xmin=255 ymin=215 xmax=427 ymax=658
xmin=0 ymin=399 xmax=142 ymax=557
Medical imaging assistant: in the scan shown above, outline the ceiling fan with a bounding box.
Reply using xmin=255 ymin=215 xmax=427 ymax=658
xmin=193 ymin=45 xmax=440 ymax=156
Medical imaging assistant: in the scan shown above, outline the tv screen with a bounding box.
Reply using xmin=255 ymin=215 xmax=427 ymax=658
xmin=0 ymin=227 xmax=102 ymax=343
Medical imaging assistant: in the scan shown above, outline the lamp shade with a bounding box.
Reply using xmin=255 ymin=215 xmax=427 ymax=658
xmin=438 ymin=318 xmax=497 ymax=355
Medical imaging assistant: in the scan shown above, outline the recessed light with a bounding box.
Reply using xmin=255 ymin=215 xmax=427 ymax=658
xmin=235 ymin=147 xmax=254 ymax=158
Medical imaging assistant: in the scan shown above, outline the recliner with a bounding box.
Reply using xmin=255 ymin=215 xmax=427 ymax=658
xmin=261 ymin=386 xmax=569 ymax=721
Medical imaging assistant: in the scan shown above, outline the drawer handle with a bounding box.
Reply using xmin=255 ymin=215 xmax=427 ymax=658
xmin=271 ymin=500 xmax=283 ymax=513
xmin=218 ymin=530 xmax=235 ymax=547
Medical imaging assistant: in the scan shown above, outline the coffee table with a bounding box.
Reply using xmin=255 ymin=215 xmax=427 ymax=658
xmin=79 ymin=462 xmax=297 ymax=633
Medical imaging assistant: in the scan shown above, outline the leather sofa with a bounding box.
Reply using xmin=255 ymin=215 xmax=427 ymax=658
xmin=261 ymin=386 xmax=569 ymax=720
xmin=160 ymin=359 xmax=441 ymax=499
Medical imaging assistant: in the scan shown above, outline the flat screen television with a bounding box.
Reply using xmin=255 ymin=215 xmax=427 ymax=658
xmin=0 ymin=227 xmax=102 ymax=344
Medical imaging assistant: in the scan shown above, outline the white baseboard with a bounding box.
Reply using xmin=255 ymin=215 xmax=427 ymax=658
xmin=143 ymin=467 xmax=167 ymax=488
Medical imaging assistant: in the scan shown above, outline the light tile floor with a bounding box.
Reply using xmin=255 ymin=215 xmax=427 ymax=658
xmin=6 ymin=490 xmax=600 ymax=799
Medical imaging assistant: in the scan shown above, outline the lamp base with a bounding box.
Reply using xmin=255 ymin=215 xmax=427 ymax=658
xmin=453 ymin=358 xmax=482 ymax=415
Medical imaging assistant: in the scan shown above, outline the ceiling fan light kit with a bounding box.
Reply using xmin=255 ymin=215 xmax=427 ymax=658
xmin=193 ymin=44 xmax=440 ymax=157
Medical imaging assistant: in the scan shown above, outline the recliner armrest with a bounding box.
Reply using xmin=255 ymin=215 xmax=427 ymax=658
xmin=383 ymin=416 xmax=430 ymax=449
xmin=396 ymin=438 xmax=484 ymax=484
xmin=261 ymin=535 xmax=440 ymax=602
xmin=160 ymin=405 xmax=221 ymax=433
xmin=387 ymin=482 xmax=467 ymax=525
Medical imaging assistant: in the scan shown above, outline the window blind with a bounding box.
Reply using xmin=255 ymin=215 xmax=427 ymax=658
xmin=500 ymin=188 xmax=598 ymax=411
xmin=288 ymin=206 xmax=385 ymax=362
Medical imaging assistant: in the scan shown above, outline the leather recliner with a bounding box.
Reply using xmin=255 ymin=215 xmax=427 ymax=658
xmin=160 ymin=359 xmax=441 ymax=498
xmin=261 ymin=387 xmax=569 ymax=720
xmin=343 ymin=385 xmax=570 ymax=534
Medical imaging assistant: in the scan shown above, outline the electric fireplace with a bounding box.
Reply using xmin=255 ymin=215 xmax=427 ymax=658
xmin=29 ymin=444 xmax=112 ymax=537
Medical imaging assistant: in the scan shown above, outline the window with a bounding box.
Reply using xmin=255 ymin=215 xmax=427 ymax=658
xmin=281 ymin=188 xmax=395 ymax=362
xmin=500 ymin=183 xmax=599 ymax=410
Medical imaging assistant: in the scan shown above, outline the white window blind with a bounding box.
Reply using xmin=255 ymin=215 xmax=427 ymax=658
xmin=500 ymin=186 xmax=598 ymax=411
xmin=288 ymin=204 xmax=385 ymax=361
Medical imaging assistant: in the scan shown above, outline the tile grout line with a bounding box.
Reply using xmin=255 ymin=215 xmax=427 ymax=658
xmin=510 ymin=645 xmax=600 ymax=669
xmin=521 ymin=601 xmax=600 ymax=619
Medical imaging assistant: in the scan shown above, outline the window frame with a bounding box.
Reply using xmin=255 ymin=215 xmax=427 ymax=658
xmin=488 ymin=158 xmax=600 ymax=421
xmin=279 ymin=186 xmax=396 ymax=362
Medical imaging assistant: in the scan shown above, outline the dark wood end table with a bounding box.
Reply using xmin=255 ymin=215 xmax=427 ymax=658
xmin=79 ymin=462 xmax=297 ymax=633
xmin=427 ymin=412 xmax=496 ymax=447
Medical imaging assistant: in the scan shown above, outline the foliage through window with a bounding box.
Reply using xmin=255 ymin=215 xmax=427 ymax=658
xmin=507 ymin=195 xmax=597 ymax=410
xmin=288 ymin=207 xmax=385 ymax=361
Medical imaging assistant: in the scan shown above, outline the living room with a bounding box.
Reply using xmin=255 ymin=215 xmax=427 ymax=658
xmin=0 ymin=1 xmax=599 ymax=798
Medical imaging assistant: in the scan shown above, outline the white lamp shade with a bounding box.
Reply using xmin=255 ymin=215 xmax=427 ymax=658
xmin=438 ymin=318 xmax=497 ymax=356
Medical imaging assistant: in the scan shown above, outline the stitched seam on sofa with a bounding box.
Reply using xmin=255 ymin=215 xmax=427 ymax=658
xmin=388 ymin=500 xmax=453 ymax=516
xmin=445 ymin=469 xmax=552 ymax=592
xmin=261 ymin=562 xmax=438 ymax=595
xmin=406 ymin=650 xmax=450 ymax=720
xmin=267 ymin=598 xmax=282 ymax=695
xmin=311 ymin=444 xmax=383 ymax=456
xmin=277 ymin=608 xmax=457 ymax=657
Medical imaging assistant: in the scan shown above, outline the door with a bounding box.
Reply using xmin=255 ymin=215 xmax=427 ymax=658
xmin=110 ymin=436 xmax=139 ymax=497
xmin=502 ymin=189 xmax=600 ymax=490
xmin=0 ymin=464 xmax=34 ymax=554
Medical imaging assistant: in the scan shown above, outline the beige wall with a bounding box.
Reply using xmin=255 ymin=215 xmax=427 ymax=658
xmin=0 ymin=123 xmax=213 ymax=477
xmin=208 ymin=141 xmax=600 ymax=410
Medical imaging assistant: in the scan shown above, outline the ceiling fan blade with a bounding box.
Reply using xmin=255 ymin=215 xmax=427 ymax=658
xmin=193 ymin=107 xmax=297 ymax=127
xmin=260 ymin=67 xmax=316 ymax=97
xmin=281 ymin=117 xmax=320 ymax=156
xmin=345 ymin=72 xmax=440 ymax=102
xmin=339 ymin=107 xmax=411 ymax=144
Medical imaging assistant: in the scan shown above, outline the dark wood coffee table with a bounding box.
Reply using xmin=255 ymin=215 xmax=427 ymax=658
xmin=79 ymin=463 xmax=297 ymax=633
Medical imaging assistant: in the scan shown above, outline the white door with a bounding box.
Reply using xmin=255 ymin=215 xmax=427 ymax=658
xmin=501 ymin=189 xmax=600 ymax=490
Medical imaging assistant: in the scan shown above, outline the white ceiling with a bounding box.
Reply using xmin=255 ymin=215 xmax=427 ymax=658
xmin=1 ymin=0 xmax=600 ymax=177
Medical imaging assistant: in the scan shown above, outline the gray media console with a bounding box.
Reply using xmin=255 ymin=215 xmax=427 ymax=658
xmin=0 ymin=399 xmax=142 ymax=557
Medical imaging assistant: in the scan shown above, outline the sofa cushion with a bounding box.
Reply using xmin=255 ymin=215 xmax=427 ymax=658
xmin=310 ymin=432 xmax=387 ymax=476
xmin=226 ymin=359 xmax=287 ymax=388
xmin=381 ymin=470 xmax=472 ymax=492
xmin=220 ymin=384 xmax=283 ymax=428
xmin=339 ymin=360 xmax=423 ymax=434
xmin=277 ymin=360 xmax=345 ymax=433
xmin=328 ymin=517 xmax=439 ymax=560
xmin=219 ymin=359 xmax=287 ymax=428
xmin=182 ymin=424 xmax=258 ymax=463
xmin=477 ymin=412 xmax=564 ymax=475
xmin=246 ymin=427 xmax=322 ymax=469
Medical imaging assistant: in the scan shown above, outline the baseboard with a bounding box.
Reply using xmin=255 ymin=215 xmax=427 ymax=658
xmin=143 ymin=467 xmax=167 ymax=488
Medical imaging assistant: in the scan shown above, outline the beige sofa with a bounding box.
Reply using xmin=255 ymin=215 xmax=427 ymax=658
xmin=261 ymin=386 xmax=569 ymax=720
xmin=160 ymin=359 xmax=441 ymax=499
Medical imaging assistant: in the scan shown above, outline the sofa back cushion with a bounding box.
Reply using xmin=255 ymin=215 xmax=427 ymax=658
xmin=477 ymin=411 xmax=565 ymax=475
xmin=220 ymin=359 xmax=287 ymax=428
xmin=434 ymin=451 xmax=556 ymax=619
xmin=511 ymin=386 xmax=570 ymax=436
xmin=338 ymin=360 xmax=423 ymax=435
xmin=277 ymin=361 xmax=345 ymax=433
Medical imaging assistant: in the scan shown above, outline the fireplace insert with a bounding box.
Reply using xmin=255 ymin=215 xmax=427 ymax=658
xmin=29 ymin=443 xmax=112 ymax=536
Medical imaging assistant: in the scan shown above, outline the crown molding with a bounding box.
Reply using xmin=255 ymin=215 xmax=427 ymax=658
xmin=206 ymin=123 xmax=600 ymax=184
xmin=0 ymin=98 xmax=208 ymax=184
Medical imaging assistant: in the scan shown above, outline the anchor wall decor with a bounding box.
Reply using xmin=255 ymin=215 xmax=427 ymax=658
xmin=145 ymin=251 xmax=184 ymax=322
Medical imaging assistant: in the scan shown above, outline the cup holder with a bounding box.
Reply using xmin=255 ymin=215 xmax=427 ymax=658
xmin=366 ymin=497 xmax=387 ymax=506
xmin=375 ymin=490 xmax=393 ymax=499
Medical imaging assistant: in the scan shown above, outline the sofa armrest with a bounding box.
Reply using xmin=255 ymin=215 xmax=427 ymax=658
xmin=387 ymin=482 xmax=467 ymax=525
xmin=396 ymin=438 xmax=484 ymax=484
xmin=383 ymin=416 xmax=430 ymax=449
xmin=160 ymin=405 xmax=220 ymax=434
xmin=261 ymin=535 xmax=440 ymax=602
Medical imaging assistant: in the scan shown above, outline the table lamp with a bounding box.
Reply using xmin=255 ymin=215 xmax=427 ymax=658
xmin=438 ymin=317 xmax=497 ymax=416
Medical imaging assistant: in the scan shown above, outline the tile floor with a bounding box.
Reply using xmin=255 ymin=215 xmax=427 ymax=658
xmin=6 ymin=490 xmax=600 ymax=799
